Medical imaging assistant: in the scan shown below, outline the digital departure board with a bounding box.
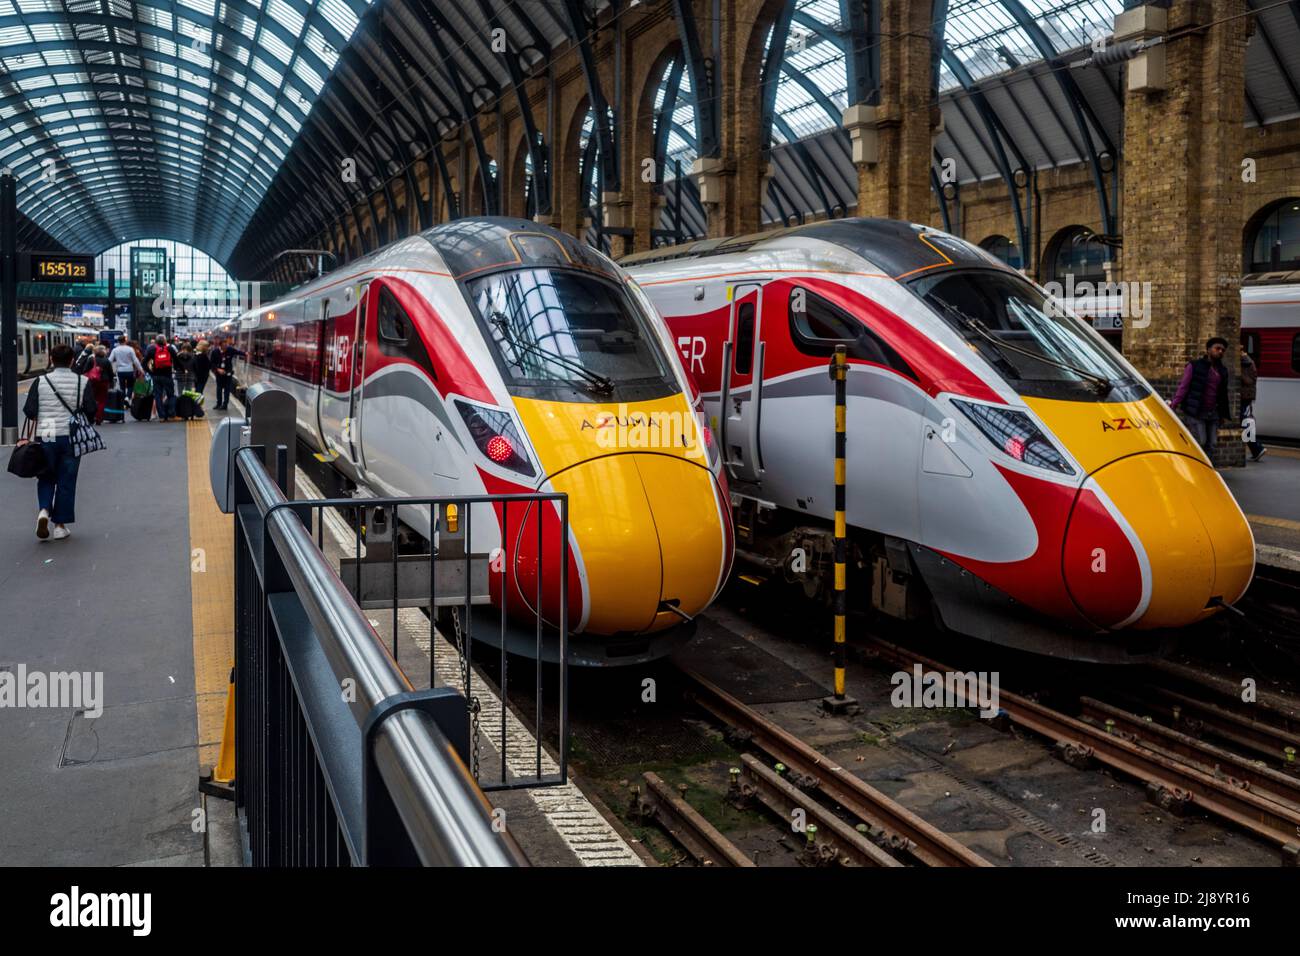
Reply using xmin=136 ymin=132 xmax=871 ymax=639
xmin=26 ymin=252 xmax=95 ymax=283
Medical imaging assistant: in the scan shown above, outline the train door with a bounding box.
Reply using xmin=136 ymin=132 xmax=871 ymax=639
xmin=314 ymin=298 xmax=330 ymax=448
xmin=721 ymin=282 xmax=765 ymax=483
xmin=347 ymin=284 xmax=371 ymax=471
xmin=17 ymin=331 xmax=26 ymax=375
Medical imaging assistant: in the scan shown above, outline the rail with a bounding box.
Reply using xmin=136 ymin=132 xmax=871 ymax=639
xmin=232 ymin=444 xmax=532 ymax=866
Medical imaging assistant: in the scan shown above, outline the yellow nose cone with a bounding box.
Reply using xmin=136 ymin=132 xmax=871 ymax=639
xmin=1091 ymin=453 xmax=1255 ymax=628
xmin=547 ymin=453 xmax=728 ymax=635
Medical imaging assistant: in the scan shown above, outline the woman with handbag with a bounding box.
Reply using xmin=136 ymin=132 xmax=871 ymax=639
xmin=22 ymin=343 xmax=100 ymax=541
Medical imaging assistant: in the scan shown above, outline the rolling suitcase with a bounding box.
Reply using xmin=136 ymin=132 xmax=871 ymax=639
xmin=130 ymin=393 xmax=153 ymax=422
xmin=174 ymin=394 xmax=196 ymax=420
xmin=104 ymin=388 xmax=125 ymax=424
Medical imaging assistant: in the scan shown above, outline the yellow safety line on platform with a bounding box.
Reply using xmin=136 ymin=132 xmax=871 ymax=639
xmin=1247 ymin=513 xmax=1300 ymax=533
xmin=187 ymin=418 xmax=234 ymax=772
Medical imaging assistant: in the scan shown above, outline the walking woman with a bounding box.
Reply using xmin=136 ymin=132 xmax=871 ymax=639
xmin=23 ymin=343 xmax=97 ymax=541
xmin=193 ymin=340 xmax=212 ymax=398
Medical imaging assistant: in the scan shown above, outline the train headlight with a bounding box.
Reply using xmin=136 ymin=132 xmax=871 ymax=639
xmin=951 ymin=400 xmax=1074 ymax=475
xmin=455 ymin=400 xmax=536 ymax=478
xmin=694 ymin=399 xmax=720 ymax=469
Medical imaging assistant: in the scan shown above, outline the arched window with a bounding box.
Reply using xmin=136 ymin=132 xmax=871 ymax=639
xmin=980 ymin=235 xmax=1022 ymax=270
xmin=1245 ymin=198 xmax=1300 ymax=273
xmin=1046 ymin=226 xmax=1107 ymax=284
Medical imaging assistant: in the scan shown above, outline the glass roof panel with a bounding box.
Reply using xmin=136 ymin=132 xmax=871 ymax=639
xmin=4 ymin=0 xmax=373 ymax=260
xmin=940 ymin=0 xmax=1125 ymax=91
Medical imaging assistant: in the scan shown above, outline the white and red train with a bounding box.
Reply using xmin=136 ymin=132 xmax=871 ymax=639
xmin=624 ymin=219 xmax=1256 ymax=662
xmin=1241 ymin=273 xmax=1300 ymax=440
xmin=232 ymin=218 xmax=732 ymax=665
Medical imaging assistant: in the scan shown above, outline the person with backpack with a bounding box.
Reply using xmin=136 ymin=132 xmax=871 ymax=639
xmin=144 ymin=334 xmax=179 ymax=421
xmin=87 ymin=345 xmax=113 ymax=424
xmin=22 ymin=344 xmax=98 ymax=541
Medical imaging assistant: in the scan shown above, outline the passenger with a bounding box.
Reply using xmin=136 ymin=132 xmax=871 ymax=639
xmin=1170 ymin=335 xmax=1231 ymax=459
xmin=23 ymin=344 xmax=97 ymax=541
xmin=1239 ymin=347 xmax=1265 ymax=462
xmin=90 ymin=345 xmax=113 ymax=425
xmin=212 ymin=340 xmax=244 ymax=410
xmin=174 ymin=341 xmax=197 ymax=394
xmin=72 ymin=340 xmax=96 ymax=375
xmin=110 ymin=336 xmax=144 ymax=398
xmin=193 ymin=340 xmax=212 ymax=398
xmin=145 ymin=334 xmax=179 ymax=422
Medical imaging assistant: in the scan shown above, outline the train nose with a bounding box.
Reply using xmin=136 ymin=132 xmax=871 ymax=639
xmin=1063 ymin=453 xmax=1255 ymax=629
xmin=546 ymin=453 xmax=728 ymax=634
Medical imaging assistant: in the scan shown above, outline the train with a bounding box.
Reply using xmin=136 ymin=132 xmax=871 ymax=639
xmin=7 ymin=317 xmax=97 ymax=378
xmin=232 ymin=217 xmax=732 ymax=666
xmin=623 ymin=219 xmax=1256 ymax=663
xmin=1241 ymin=273 xmax=1300 ymax=440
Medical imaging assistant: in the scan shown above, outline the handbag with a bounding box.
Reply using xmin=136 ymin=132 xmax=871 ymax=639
xmin=133 ymin=375 xmax=153 ymax=397
xmin=6 ymin=419 xmax=47 ymax=479
xmin=48 ymin=375 xmax=106 ymax=459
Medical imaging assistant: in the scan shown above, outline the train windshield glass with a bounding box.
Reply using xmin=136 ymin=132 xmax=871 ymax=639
xmin=467 ymin=268 xmax=673 ymax=397
xmin=911 ymin=270 xmax=1147 ymax=401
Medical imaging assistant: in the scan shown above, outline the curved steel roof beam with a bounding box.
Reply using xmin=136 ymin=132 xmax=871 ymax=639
xmin=998 ymin=0 xmax=1114 ymax=242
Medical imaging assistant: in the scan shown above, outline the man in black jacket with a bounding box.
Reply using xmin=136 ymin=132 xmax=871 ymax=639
xmin=211 ymin=340 xmax=245 ymax=410
xmin=1170 ymin=336 xmax=1231 ymax=457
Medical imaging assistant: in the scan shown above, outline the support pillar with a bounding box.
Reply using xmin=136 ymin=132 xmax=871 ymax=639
xmin=1118 ymin=1 xmax=1252 ymax=467
xmin=854 ymin=0 xmax=937 ymax=224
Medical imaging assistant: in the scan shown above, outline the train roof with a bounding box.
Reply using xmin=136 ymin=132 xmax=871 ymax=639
xmin=1242 ymin=270 xmax=1300 ymax=286
xmin=419 ymin=216 xmax=623 ymax=283
xmin=619 ymin=217 xmax=1003 ymax=280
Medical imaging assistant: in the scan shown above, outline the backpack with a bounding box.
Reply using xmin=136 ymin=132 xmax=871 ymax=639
xmin=152 ymin=345 xmax=173 ymax=372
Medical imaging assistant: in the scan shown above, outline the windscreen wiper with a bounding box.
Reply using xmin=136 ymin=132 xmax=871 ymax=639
xmin=490 ymin=313 xmax=615 ymax=394
xmin=936 ymin=300 xmax=1113 ymax=397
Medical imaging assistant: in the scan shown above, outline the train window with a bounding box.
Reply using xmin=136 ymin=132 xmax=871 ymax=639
xmin=788 ymin=287 xmax=913 ymax=376
xmin=733 ymin=303 xmax=754 ymax=375
xmin=16 ymin=337 xmax=23 ymax=356
xmin=467 ymin=267 xmax=671 ymax=395
xmin=1292 ymin=333 xmax=1300 ymax=375
xmin=377 ymin=289 xmax=410 ymax=345
xmin=912 ymin=269 xmax=1146 ymax=402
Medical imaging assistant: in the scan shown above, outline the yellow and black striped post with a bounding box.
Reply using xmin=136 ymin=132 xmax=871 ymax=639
xmin=823 ymin=345 xmax=857 ymax=714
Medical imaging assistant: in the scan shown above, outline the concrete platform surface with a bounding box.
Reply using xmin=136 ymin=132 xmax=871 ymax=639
xmin=1220 ymin=445 xmax=1300 ymax=569
xmin=0 ymin=406 xmax=232 ymax=866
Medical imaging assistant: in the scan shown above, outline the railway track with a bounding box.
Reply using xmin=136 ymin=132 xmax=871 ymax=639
xmin=857 ymin=636 xmax=1300 ymax=863
xmin=674 ymin=665 xmax=991 ymax=868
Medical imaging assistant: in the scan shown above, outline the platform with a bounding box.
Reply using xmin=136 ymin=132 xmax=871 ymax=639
xmin=1219 ymin=445 xmax=1300 ymax=572
xmin=0 ymin=384 xmax=641 ymax=867
xmin=0 ymin=401 xmax=238 ymax=865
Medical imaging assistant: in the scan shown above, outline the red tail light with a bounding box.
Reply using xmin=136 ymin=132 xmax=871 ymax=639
xmin=486 ymin=434 xmax=514 ymax=464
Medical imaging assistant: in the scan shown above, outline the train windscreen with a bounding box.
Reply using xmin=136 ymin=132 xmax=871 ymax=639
xmin=465 ymin=267 xmax=675 ymax=399
xmin=911 ymin=269 xmax=1147 ymax=402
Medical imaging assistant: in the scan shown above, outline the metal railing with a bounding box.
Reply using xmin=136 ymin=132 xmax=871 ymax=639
xmin=232 ymin=443 xmax=538 ymax=866
xmin=290 ymin=487 xmax=571 ymax=793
